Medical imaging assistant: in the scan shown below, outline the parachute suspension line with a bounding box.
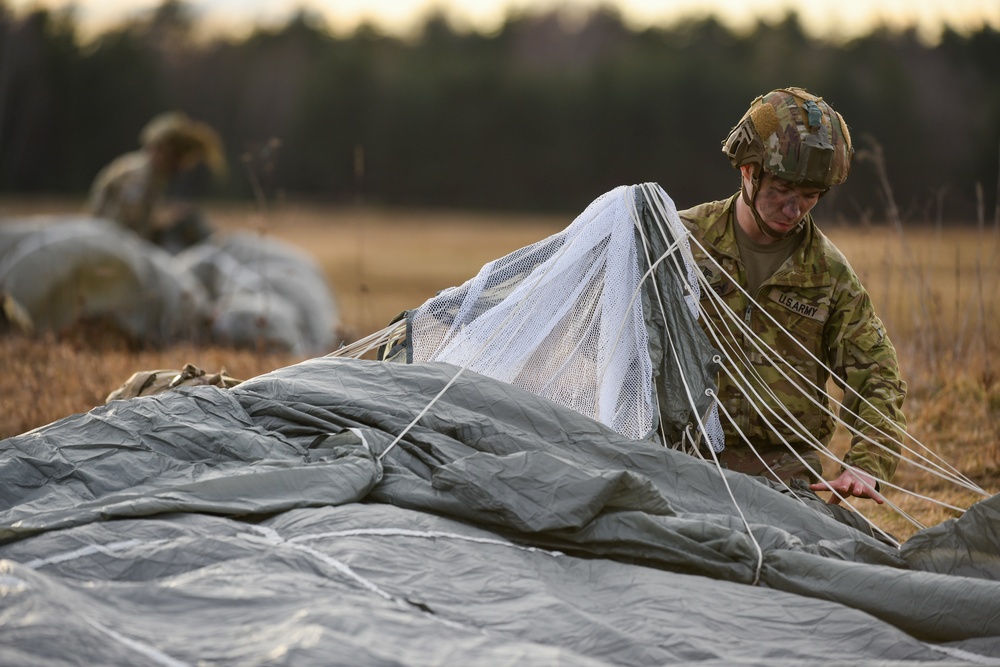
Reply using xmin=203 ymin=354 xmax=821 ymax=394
xmin=696 ymin=289 xmax=885 ymax=526
xmin=629 ymin=197 xmax=683 ymax=448
xmin=631 ymin=198 xmax=708 ymax=452
xmin=637 ymin=184 xmax=727 ymax=454
xmin=326 ymin=320 xmax=407 ymax=360
xmin=686 ymin=232 xmax=987 ymax=496
xmin=712 ymin=359 xmax=905 ymax=540
xmin=699 ymin=281 xmax=975 ymax=512
xmin=640 ymin=198 xmax=919 ymax=536
xmin=682 ymin=242 xmax=911 ymax=536
xmin=672 ymin=369 xmax=767 ymax=585
xmin=377 ymin=366 xmax=462 ymax=462
xmin=632 ymin=183 xmax=727 ymax=451
xmin=697 ymin=303 xmax=905 ymax=535
xmin=687 ymin=236 xmax=903 ymax=460
xmin=688 ymin=232 xmax=982 ymax=494
xmin=694 ymin=266 xmax=969 ymax=518
xmin=707 ymin=384 xmax=904 ymax=545
xmin=379 ymin=195 xmax=631 ymax=461
xmin=695 ymin=279 xmax=878 ymax=492
xmin=660 ymin=233 xmax=897 ymax=531
xmin=630 ymin=185 xmax=765 ymax=584
xmin=629 ymin=187 xmax=714 ymax=448
xmin=638 ymin=182 xmax=702 ymax=318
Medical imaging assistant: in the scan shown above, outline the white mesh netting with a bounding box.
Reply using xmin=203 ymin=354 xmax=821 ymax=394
xmin=408 ymin=184 xmax=722 ymax=446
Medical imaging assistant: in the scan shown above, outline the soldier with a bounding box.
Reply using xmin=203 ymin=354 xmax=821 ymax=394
xmin=679 ymin=87 xmax=906 ymax=506
xmin=89 ymin=111 xmax=225 ymax=253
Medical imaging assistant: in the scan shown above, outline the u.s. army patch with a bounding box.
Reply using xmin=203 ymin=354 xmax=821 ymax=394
xmin=768 ymin=288 xmax=828 ymax=321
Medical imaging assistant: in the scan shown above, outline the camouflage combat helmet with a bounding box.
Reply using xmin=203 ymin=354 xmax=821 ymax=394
xmin=140 ymin=112 xmax=226 ymax=174
xmin=723 ymin=87 xmax=852 ymax=189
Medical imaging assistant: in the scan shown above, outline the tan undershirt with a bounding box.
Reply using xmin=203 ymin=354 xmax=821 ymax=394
xmin=733 ymin=216 xmax=803 ymax=295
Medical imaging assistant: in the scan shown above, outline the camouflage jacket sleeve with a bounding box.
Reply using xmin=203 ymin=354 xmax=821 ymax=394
xmin=824 ymin=271 xmax=906 ymax=483
xmin=89 ymin=152 xmax=159 ymax=238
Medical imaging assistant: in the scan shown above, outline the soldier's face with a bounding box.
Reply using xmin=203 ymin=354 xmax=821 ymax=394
xmin=752 ymin=173 xmax=824 ymax=234
xmin=150 ymin=144 xmax=183 ymax=177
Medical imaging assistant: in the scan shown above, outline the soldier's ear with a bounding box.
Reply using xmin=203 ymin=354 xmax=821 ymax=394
xmin=740 ymin=164 xmax=761 ymax=189
xmin=739 ymin=164 xmax=760 ymax=195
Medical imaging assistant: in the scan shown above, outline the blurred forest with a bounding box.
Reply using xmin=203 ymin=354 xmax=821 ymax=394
xmin=0 ymin=0 xmax=998 ymax=220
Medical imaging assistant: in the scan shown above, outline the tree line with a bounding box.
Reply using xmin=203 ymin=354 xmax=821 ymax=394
xmin=1 ymin=0 xmax=998 ymax=221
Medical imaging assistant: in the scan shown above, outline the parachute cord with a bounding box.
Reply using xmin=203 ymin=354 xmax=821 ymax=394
xmin=698 ymin=280 xmax=928 ymax=534
xmin=705 ymin=288 xmax=965 ymax=521
xmin=691 ymin=231 xmax=984 ymax=493
xmin=689 ymin=234 xmax=928 ymax=480
xmin=697 ymin=285 xmax=884 ymax=508
xmin=630 ymin=198 xmax=678 ymax=448
xmin=687 ymin=232 xmax=986 ymax=496
xmin=709 ymin=373 xmax=903 ymax=545
xmin=703 ymin=390 xmax=767 ymax=584
xmin=377 ymin=365 xmax=465 ymax=462
xmin=327 ymin=320 xmax=407 ymax=359
xmin=379 ymin=193 xmax=628 ymax=461
xmin=644 ymin=207 xmax=891 ymax=539
xmin=629 ymin=186 xmax=764 ymax=583
xmin=694 ymin=246 xmax=985 ymax=501
xmin=639 ymin=236 xmax=767 ymax=579
xmin=631 ymin=184 xmax=717 ymax=450
xmin=652 ymin=222 xmax=899 ymax=548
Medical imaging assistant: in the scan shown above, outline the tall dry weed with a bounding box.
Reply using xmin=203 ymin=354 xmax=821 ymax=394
xmin=0 ymin=330 xmax=303 ymax=440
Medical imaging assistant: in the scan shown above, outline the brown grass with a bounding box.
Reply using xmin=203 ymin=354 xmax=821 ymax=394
xmin=1 ymin=198 xmax=997 ymax=540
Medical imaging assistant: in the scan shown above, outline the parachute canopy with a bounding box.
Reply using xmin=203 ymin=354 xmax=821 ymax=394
xmin=2 ymin=187 xmax=997 ymax=666
xmin=0 ymin=216 xmax=339 ymax=354
xmin=1 ymin=359 xmax=998 ymax=665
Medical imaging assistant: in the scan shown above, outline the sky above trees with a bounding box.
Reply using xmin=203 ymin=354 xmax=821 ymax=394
xmin=7 ymin=0 xmax=1000 ymax=42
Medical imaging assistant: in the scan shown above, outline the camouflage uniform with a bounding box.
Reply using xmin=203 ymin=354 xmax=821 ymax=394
xmin=679 ymin=194 xmax=906 ymax=484
xmin=89 ymin=112 xmax=224 ymax=251
xmin=105 ymin=364 xmax=242 ymax=403
xmin=90 ymin=151 xmax=166 ymax=240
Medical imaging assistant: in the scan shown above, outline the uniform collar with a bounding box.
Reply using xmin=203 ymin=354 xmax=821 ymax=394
xmin=701 ymin=194 xmax=832 ymax=289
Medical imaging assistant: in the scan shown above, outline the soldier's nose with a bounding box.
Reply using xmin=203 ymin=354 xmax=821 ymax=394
xmin=784 ymin=197 xmax=802 ymax=219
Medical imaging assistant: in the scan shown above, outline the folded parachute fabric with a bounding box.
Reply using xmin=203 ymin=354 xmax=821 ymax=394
xmin=1 ymin=357 xmax=998 ymax=665
xmin=0 ymin=217 xmax=209 ymax=341
xmin=0 ymin=217 xmax=339 ymax=353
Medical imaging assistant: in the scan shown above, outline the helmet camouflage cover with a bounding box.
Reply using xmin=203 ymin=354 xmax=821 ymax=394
xmin=722 ymin=87 xmax=853 ymax=189
xmin=140 ymin=112 xmax=226 ymax=174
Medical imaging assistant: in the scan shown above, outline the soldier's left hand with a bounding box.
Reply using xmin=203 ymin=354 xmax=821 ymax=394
xmin=810 ymin=469 xmax=884 ymax=505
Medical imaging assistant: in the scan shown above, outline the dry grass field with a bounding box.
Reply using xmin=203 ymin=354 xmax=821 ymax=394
xmin=1 ymin=196 xmax=997 ymax=540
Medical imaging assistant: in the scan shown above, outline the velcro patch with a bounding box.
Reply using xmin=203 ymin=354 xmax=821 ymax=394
xmin=769 ymin=288 xmax=828 ymax=321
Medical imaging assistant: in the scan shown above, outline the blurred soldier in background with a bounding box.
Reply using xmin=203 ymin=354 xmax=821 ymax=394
xmin=90 ymin=112 xmax=226 ymax=253
xmin=679 ymin=87 xmax=907 ymax=508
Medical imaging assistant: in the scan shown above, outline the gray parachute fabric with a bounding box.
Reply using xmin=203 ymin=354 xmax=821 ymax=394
xmin=401 ymin=183 xmax=723 ymax=447
xmin=0 ymin=217 xmax=339 ymax=353
xmin=1 ymin=357 xmax=999 ymax=666
xmin=0 ymin=217 xmax=209 ymax=341
xmin=175 ymin=231 xmax=339 ymax=353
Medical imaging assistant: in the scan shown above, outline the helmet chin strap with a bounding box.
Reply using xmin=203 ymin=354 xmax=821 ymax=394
xmin=740 ymin=168 xmax=804 ymax=241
